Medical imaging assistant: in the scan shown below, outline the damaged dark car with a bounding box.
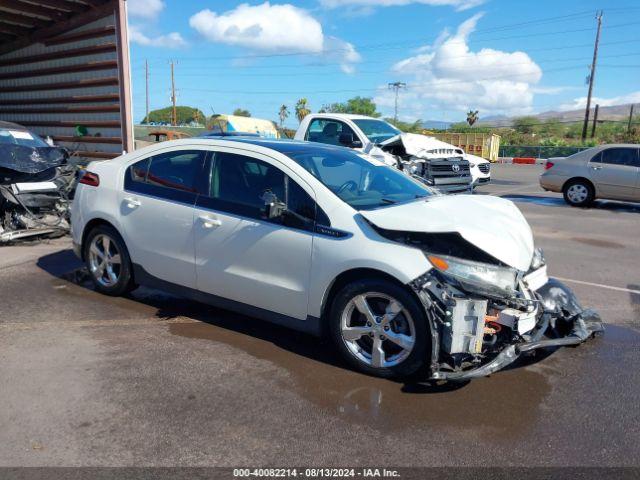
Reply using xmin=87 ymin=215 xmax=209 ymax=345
xmin=0 ymin=121 xmax=76 ymax=243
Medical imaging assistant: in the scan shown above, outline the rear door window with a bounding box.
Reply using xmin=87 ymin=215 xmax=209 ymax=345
xmin=124 ymin=150 xmax=207 ymax=203
xmin=600 ymin=148 xmax=639 ymax=167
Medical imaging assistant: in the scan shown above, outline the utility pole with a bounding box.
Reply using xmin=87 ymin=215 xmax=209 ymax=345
xmin=145 ymin=59 xmax=149 ymax=123
xmin=581 ymin=11 xmax=603 ymax=142
xmin=388 ymin=82 xmax=406 ymax=123
xmin=628 ymin=104 xmax=635 ymax=133
xmin=170 ymin=60 xmax=177 ymax=126
xmin=591 ymin=104 xmax=599 ymax=138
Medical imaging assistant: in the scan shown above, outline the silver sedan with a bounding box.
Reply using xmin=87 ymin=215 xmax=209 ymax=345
xmin=540 ymin=144 xmax=640 ymax=207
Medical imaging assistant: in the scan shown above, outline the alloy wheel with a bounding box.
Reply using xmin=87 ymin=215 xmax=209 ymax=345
xmin=88 ymin=234 xmax=122 ymax=287
xmin=340 ymin=292 xmax=416 ymax=369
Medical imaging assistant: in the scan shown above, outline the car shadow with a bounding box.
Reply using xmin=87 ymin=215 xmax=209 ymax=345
xmin=36 ymin=249 xmax=559 ymax=396
xmin=503 ymin=194 xmax=640 ymax=213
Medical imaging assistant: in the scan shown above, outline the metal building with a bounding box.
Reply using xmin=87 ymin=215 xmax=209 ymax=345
xmin=0 ymin=0 xmax=133 ymax=163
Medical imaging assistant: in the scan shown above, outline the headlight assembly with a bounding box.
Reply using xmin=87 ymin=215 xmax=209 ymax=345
xmin=531 ymin=247 xmax=545 ymax=270
xmin=426 ymin=253 xmax=518 ymax=295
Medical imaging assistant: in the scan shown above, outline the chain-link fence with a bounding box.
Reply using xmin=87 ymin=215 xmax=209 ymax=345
xmin=499 ymin=145 xmax=591 ymax=159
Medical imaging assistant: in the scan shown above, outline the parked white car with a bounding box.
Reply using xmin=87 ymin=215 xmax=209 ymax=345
xmin=295 ymin=114 xmax=473 ymax=193
xmin=465 ymin=153 xmax=491 ymax=188
xmin=71 ymin=138 xmax=602 ymax=380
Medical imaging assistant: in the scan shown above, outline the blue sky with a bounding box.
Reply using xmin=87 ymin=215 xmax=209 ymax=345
xmin=127 ymin=0 xmax=640 ymax=126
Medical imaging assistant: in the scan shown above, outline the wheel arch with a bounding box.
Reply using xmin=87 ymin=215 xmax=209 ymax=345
xmin=80 ymin=218 xmax=124 ymax=261
xmin=319 ymin=267 xmax=421 ymax=331
xmin=562 ymin=176 xmax=596 ymax=195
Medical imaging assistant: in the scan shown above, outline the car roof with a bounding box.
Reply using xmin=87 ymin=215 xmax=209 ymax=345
xmin=128 ymin=137 xmax=355 ymax=159
xmin=0 ymin=121 xmax=29 ymax=130
xmin=307 ymin=113 xmax=381 ymax=121
xmin=216 ymin=137 xmax=353 ymax=155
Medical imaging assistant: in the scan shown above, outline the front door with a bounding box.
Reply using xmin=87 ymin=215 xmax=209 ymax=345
xmin=194 ymin=150 xmax=316 ymax=320
xmin=120 ymin=149 xmax=207 ymax=288
xmin=590 ymin=147 xmax=640 ymax=200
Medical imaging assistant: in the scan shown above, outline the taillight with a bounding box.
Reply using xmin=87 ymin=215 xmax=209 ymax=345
xmin=79 ymin=171 xmax=100 ymax=187
xmin=544 ymin=161 xmax=554 ymax=170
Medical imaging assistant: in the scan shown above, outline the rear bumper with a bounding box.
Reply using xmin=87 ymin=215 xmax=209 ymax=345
xmin=539 ymin=173 xmax=565 ymax=192
xmin=72 ymin=241 xmax=82 ymax=259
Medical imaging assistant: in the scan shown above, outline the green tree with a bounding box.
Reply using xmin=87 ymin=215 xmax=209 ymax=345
xmin=143 ymin=106 xmax=206 ymax=125
xmin=512 ymin=116 xmax=541 ymax=134
xmin=233 ymin=108 xmax=251 ymax=117
xmin=278 ymin=104 xmax=289 ymax=128
xmin=384 ymin=117 xmax=423 ymax=133
xmin=466 ymin=110 xmax=479 ymax=126
xmin=295 ymin=98 xmax=311 ymax=123
xmin=319 ymin=97 xmax=381 ymax=117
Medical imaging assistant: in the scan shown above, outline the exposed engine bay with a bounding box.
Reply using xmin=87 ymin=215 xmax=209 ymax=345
xmin=0 ymin=141 xmax=77 ymax=243
xmin=376 ymin=227 xmax=604 ymax=380
xmin=365 ymin=133 xmax=473 ymax=194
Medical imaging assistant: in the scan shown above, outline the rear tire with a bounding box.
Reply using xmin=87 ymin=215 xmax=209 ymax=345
xmin=563 ymin=179 xmax=594 ymax=207
xmin=329 ymin=278 xmax=430 ymax=379
xmin=84 ymin=225 xmax=136 ymax=296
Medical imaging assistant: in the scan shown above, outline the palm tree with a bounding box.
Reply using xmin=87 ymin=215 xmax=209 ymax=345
xmin=295 ymin=98 xmax=310 ymax=123
xmin=466 ymin=110 xmax=479 ymax=126
xmin=278 ymin=104 xmax=289 ymax=128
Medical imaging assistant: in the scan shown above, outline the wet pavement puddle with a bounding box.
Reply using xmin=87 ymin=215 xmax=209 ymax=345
xmin=46 ymin=262 xmax=640 ymax=439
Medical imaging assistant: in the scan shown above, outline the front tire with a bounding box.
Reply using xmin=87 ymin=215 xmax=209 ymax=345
xmin=563 ymin=179 xmax=594 ymax=207
xmin=84 ymin=225 xmax=136 ymax=296
xmin=329 ymin=279 xmax=430 ymax=379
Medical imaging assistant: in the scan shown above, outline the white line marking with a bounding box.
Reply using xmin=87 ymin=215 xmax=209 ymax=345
xmin=553 ymin=276 xmax=640 ymax=295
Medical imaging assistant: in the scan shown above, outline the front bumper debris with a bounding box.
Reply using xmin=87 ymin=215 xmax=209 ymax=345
xmin=431 ymin=308 xmax=604 ymax=381
xmin=411 ymin=272 xmax=605 ymax=381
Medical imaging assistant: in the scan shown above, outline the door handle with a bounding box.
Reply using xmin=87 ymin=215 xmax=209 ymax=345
xmin=198 ymin=215 xmax=222 ymax=228
xmin=124 ymin=197 xmax=141 ymax=208
xmin=591 ymin=166 xmax=603 ymax=170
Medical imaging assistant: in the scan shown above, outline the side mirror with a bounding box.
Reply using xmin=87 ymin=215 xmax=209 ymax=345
xmin=260 ymin=190 xmax=286 ymax=220
xmin=339 ymin=132 xmax=362 ymax=148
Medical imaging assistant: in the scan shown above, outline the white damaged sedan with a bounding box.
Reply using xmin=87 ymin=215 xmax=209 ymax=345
xmin=71 ymin=138 xmax=603 ymax=380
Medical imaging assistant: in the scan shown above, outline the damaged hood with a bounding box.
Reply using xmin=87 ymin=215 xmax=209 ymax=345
xmin=0 ymin=145 xmax=66 ymax=174
xmin=361 ymin=195 xmax=535 ymax=271
xmin=380 ymin=133 xmax=465 ymax=159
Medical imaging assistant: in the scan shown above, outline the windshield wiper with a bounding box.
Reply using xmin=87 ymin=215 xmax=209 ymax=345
xmin=380 ymin=198 xmax=397 ymax=204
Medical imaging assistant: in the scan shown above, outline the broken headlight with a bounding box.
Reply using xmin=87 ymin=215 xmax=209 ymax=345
xmin=530 ymin=247 xmax=545 ymax=270
xmin=426 ymin=253 xmax=518 ymax=296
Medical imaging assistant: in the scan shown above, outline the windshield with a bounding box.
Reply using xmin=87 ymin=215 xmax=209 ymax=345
xmin=0 ymin=128 xmax=48 ymax=148
xmin=352 ymin=119 xmax=401 ymax=144
xmin=286 ymin=148 xmax=433 ymax=210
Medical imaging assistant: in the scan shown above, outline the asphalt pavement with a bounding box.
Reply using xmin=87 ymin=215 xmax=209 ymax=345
xmin=1 ymin=164 xmax=639 ymax=468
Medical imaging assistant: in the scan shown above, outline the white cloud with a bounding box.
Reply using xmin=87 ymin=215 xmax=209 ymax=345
xmin=558 ymin=91 xmax=640 ymax=111
xmin=320 ymin=0 xmax=485 ymax=11
xmin=127 ymin=0 xmax=165 ymax=20
xmin=129 ymin=25 xmax=187 ymax=49
xmin=190 ymin=3 xmax=323 ymax=52
xmin=189 ymin=2 xmax=360 ymax=73
xmin=374 ymin=13 xmax=543 ymax=119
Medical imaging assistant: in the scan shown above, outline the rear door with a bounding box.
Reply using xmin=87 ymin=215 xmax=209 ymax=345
xmin=590 ymin=147 xmax=639 ymax=200
xmin=120 ymin=148 xmax=207 ymax=288
xmin=193 ymin=149 xmax=318 ymax=320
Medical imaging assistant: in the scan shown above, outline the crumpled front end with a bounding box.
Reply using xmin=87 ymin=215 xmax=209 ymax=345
xmin=408 ymin=251 xmax=604 ymax=381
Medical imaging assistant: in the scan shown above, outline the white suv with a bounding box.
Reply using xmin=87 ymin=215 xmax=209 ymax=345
xmin=71 ymin=138 xmax=602 ymax=381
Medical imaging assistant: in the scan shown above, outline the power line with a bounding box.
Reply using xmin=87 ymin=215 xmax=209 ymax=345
xmin=135 ymin=20 xmax=640 ymax=63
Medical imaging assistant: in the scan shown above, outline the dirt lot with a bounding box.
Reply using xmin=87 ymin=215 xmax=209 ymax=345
xmin=1 ymin=164 xmax=639 ymax=467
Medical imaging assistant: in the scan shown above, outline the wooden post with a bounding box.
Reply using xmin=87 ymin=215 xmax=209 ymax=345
xmin=591 ymin=104 xmax=599 ymax=138
xmin=582 ymin=11 xmax=603 ymax=142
